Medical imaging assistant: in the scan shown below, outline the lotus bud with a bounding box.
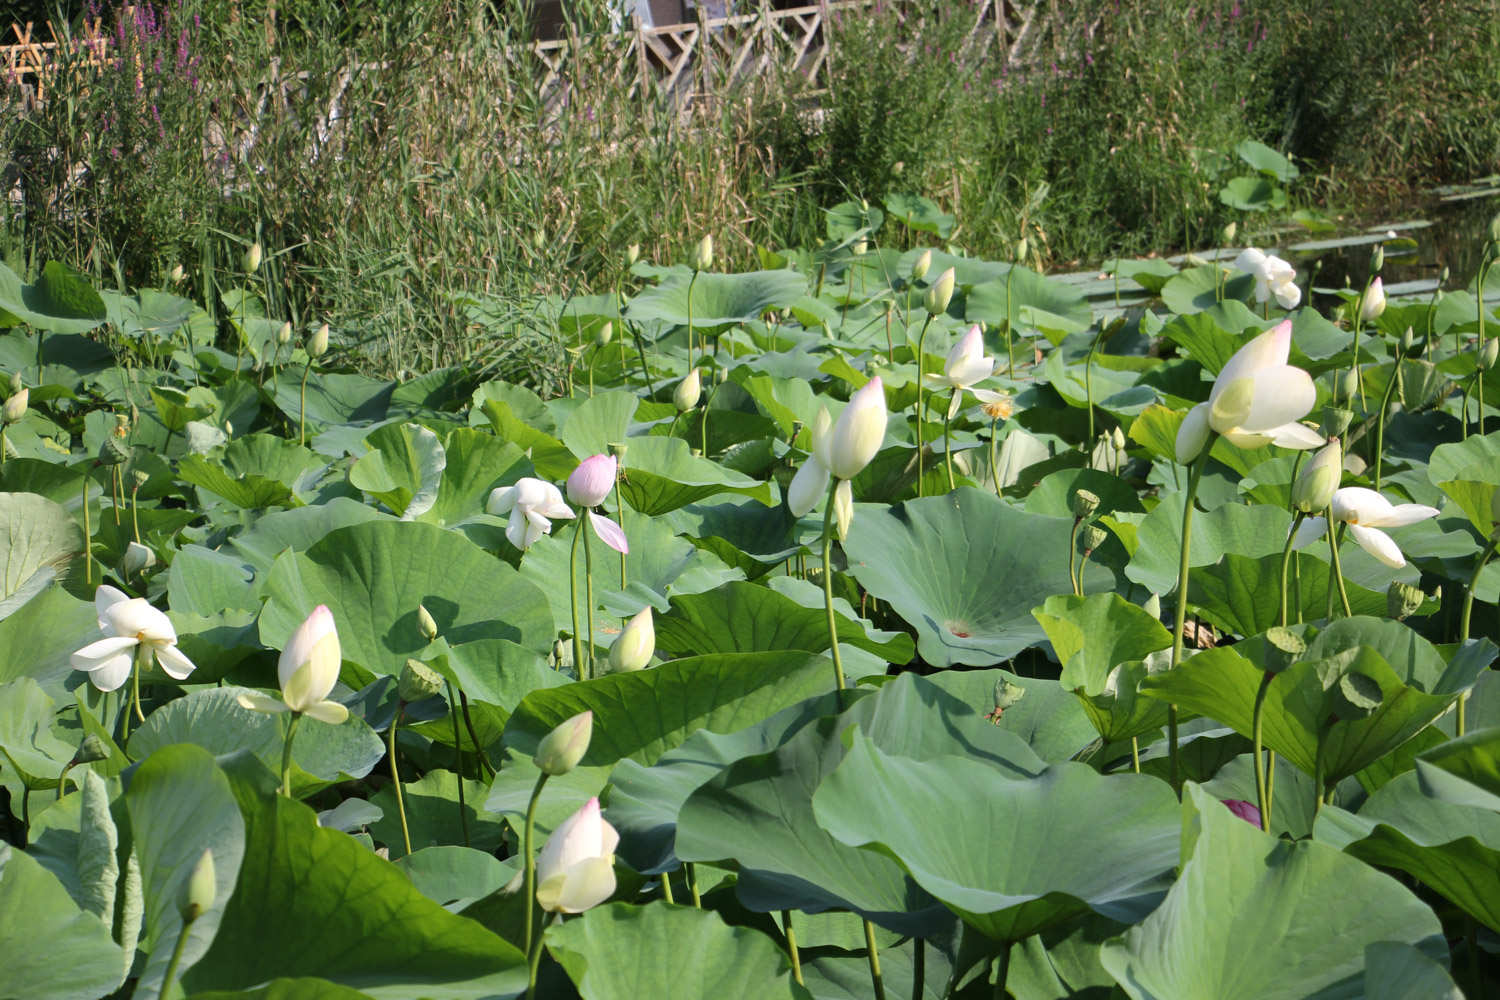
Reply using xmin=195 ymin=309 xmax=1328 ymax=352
xmin=693 ymin=234 xmax=714 ymax=271
xmin=1221 ymin=799 xmax=1262 ymax=827
xmin=1015 ymin=237 xmax=1029 ymax=261
xmin=1387 ymin=580 xmax=1425 ymax=621
xmin=924 ymin=267 xmax=956 ymax=316
xmin=1482 ymin=339 xmax=1499 ymax=372
xmin=1222 ymin=221 xmax=1237 ymax=244
xmin=626 ymin=244 xmax=640 ymax=266
xmin=1262 ymin=626 xmax=1305 ymax=674
xmin=1337 ymin=368 xmax=1359 ymax=402
xmin=534 ymin=711 xmax=593 ymax=775
xmin=567 ymin=454 xmax=617 ymax=508
xmin=180 ymin=849 xmax=216 ymax=923
xmin=417 ymin=604 xmax=439 ymax=643
xmin=276 ymin=321 xmax=292 ymax=346
xmin=122 ymin=541 xmax=156 ymax=576
xmin=1399 ymin=327 xmax=1416 ymax=354
xmin=6 ymin=372 xmax=20 ymax=396
xmin=674 ymin=369 xmax=702 ymax=411
xmin=595 ymin=322 xmax=614 ymax=348
xmin=833 ymin=479 xmax=854 ymax=540
xmin=911 ymin=248 xmax=933 ymax=281
xmin=1359 ymin=278 xmax=1386 ymax=322
xmin=1143 ymin=593 xmax=1161 ymax=619
xmin=826 ymin=378 xmax=887 ymax=480
xmin=1369 ymin=245 xmax=1385 ymax=275
xmin=397 ymin=658 xmax=443 ymax=703
xmin=309 ymin=323 xmax=330 ymax=358
xmin=1489 ymin=213 xmax=1500 ymax=245
xmin=1110 ymin=425 xmax=1126 ymax=451
xmin=244 ymin=242 xmax=263 ymax=273
xmin=953 ymin=450 xmax=971 ymax=477
xmin=1175 ymin=402 xmax=1211 ymax=464
xmin=1071 ymin=489 xmax=1100 ymax=520
xmin=1292 ymin=438 xmax=1341 ymax=513
xmin=2 ymin=388 xmax=27 ymax=425
xmin=75 ymin=734 xmax=108 ymax=764
xmin=1080 ymin=524 xmax=1107 ymax=553
xmin=1440 ymin=266 xmax=1450 ymax=286
xmin=168 ymin=264 xmax=185 ymax=283
xmin=609 ymin=607 xmax=654 ymax=672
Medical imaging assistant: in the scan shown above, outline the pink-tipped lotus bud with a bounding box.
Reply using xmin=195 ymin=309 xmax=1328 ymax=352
xmin=534 ymin=711 xmax=593 ymax=775
xmin=567 ymin=454 xmax=618 ymax=508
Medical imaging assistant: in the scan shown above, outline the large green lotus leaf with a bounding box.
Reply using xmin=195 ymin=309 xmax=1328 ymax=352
xmin=966 ymin=267 xmax=1092 ymax=339
xmin=181 ymin=788 xmax=525 ymax=998
xmin=130 ymin=687 xmax=383 ymax=793
xmin=813 ymin=732 xmax=1179 ymax=941
xmin=368 ymin=770 xmax=503 ymax=859
xmin=259 ymin=520 xmax=555 ymax=677
xmin=625 ymin=270 xmax=806 ymax=330
xmin=677 ymin=674 xmax=1043 ymax=933
xmin=735 ymin=373 xmax=819 ymax=438
xmin=1304 ymin=616 xmax=1471 ymax=693
xmin=1125 ymin=493 xmax=1290 ymax=597
xmin=0 ymin=492 xmax=82 ymax=621
xmin=27 ymin=771 xmax=120 ymax=928
xmin=227 ymin=498 xmax=387 ymax=575
xmin=395 ymin=846 xmax=515 ymax=912
xmin=1024 ymin=467 xmax=1145 ymax=520
xmin=1033 ymin=593 xmax=1171 ymax=696
xmin=0 ymin=584 xmax=96 ymax=693
xmin=518 ymin=515 xmax=744 ymax=636
xmin=1418 ymin=726 xmax=1500 ymax=802
xmin=168 ymin=545 xmax=259 ymax=617
xmin=104 ymin=287 xmax=212 ymax=346
xmin=1099 ymin=784 xmax=1445 ymax=1000
xmin=1364 ymin=943 xmax=1462 ymax=1000
xmin=349 ymin=423 xmax=446 ymax=519
xmin=188 ymin=979 xmax=376 ymax=1000
xmin=1158 ymin=269 xmax=1256 ymax=317
xmin=1042 ymin=349 xmax=1153 ymax=411
xmin=557 ymin=390 xmax=637 ymax=460
xmin=1189 ymin=551 xmax=1388 ymax=637
xmin=619 ymin=436 xmax=773 ymax=515
xmin=800 ymin=934 xmax=950 ymax=1000
xmin=126 ymin=745 xmax=245 ymax=1000
xmin=502 ymin=651 xmax=833 ymax=769
xmin=415 ymin=429 xmax=530 ymax=530
xmin=1218 ymin=174 xmax=1286 ymax=212
xmin=0 ymin=843 xmax=124 ymax=1000
xmin=1315 ymin=769 xmax=1500 ymax=932
xmin=1105 ymin=257 xmax=1179 ymax=294
xmin=662 ymin=498 xmax=811 ymax=573
xmin=0 ymin=329 xmax=113 ymax=390
xmin=485 ymin=749 xmax=612 ymax=849
xmin=1139 ymin=644 xmax=1468 ymax=786
xmin=919 ymin=669 xmax=1099 ymax=763
xmin=843 ymin=488 xmax=1116 ymax=667
xmin=655 ymin=580 xmax=912 ymax=663
xmin=0 ymin=260 xmax=108 ymax=334
xmin=0 ymin=678 xmax=74 ymax=790
xmin=1237 ymin=139 xmax=1299 ymax=181
xmin=882 ymin=193 xmax=955 ymax=238
xmin=1428 ymin=432 xmax=1500 ymax=535
xmin=546 ymin=902 xmax=808 ymax=1000
xmin=473 ymin=383 xmax=575 ymax=481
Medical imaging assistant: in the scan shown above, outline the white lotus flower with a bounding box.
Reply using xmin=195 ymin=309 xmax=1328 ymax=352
xmin=565 ymin=455 xmax=629 ymax=554
xmin=487 ymin=478 xmax=575 ymax=551
xmin=71 ymin=585 xmax=195 ymax=692
xmin=608 ymin=607 xmax=655 ymax=672
xmin=930 ymin=325 xmax=996 ymax=391
xmin=1174 ymin=320 xmax=1323 ymax=462
xmin=1234 ymin=247 xmax=1301 ymax=310
xmin=1290 ymin=486 xmax=1439 ymax=569
xmin=825 ymin=377 xmax=888 ymax=480
xmin=238 ymin=605 xmax=349 ymax=723
xmin=1359 ymin=278 xmax=1386 ymax=322
xmin=535 ymin=797 xmax=619 ymax=914
xmin=787 ymin=407 xmax=832 ymax=517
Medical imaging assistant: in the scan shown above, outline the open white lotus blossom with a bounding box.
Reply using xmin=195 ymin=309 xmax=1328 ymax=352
xmin=1175 ymin=320 xmax=1324 ymax=462
xmin=535 ymin=796 xmax=619 ymax=914
xmin=487 ymin=478 xmax=575 ymax=551
xmin=929 ymin=325 xmax=998 ymax=418
xmin=787 ymin=407 xmax=833 ymax=517
xmin=1290 ymin=487 xmax=1440 ymax=569
xmin=1234 ymin=247 xmax=1301 ymax=310
xmin=71 ymin=585 xmax=195 ymax=692
xmin=238 ymin=605 xmax=349 ymax=723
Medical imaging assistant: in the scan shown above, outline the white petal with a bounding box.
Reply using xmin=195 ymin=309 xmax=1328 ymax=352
xmin=537 ymin=856 xmax=616 ymax=914
xmin=1290 ymin=516 xmax=1327 ymax=550
xmin=1215 ymin=321 xmax=1293 ymax=389
xmin=1265 ymin=422 xmax=1325 ymax=450
xmin=153 ymin=643 xmax=197 ymax=680
xmin=1331 ymin=487 xmax=1389 ymax=524
xmin=302 ymin=699 xmax=350 ymax=725
xmin=1239 ymin=366 xmax=1315 ymax=433
xmin=486 ymin=486 xmax=518 ymax=516
xmin=589 ymin=511 xmax=629 ymax=554
xmin=1174 ymin=403 xmax=1211 ymax=464
xmin=94 ymin=585 xmax=130 ymax=631
xmin=103 ymin=598 xmax=176 ymax=645
xmin=505 ymin=510 xmax=533 ymax=550
xmin=787 ymin=458 xmax=830 ymax=517
xmin=946 ymin=356 xmax=995 ymax=389
xmin=1273 ymin=280 xmax=1301 ymax=310
xmin=1220 ymin=427 xmax=1275 ymax=450
xmin=1347 ymin=523 xmax=1406 ymax=568
xmin=72 ymin=636 xmax=139 ymax=691
xmin=237 ymin=691 xmax=290 ymax=714
xmin=1233 ymin=248 xmax=1267 ymax=275
xmin=1360 ymin=502 xmax=1440 ymax=530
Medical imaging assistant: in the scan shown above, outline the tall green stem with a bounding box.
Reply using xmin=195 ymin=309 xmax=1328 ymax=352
xmin=1327 ymin=521 xmax=1353 ymax=617
xmin=299 ymin=361 xmax=312 ymax=446
xmin=863 ymin=918 xmax=887 ymax=1000
xmin=820 ymin=480 xmax=846 ymax=692
xmin=1478 ymin=255 xmax=1490 ymax=434
xmin=281 ymin=712 xmax=303 ymax=798
xmin=81 ymin=474 xmax=92 ymax=584
xmin=446 ymin=680 xmax=470 ymax=847
xmin=569 ymin=519 xmax=584 ymax=679
xmin=1373 ymin=345 xmax=1403 ymax=491
xmin=387 ymin=708 xmax=412 ymax=854
xmin=1457 ymin=535 xmax=1499 ymax=736
xmin=913 ymin=315 xmax=935 ymax=496
xmin=160 ymin=915 xmax=196 ymax=1000
xmin=988 ymin=417 xmax=1002 ymax=495
xmin=1167 ymin=450 xmax=1211 ymax=789
xmin=1003 ymin=265 xmax=1016 ymax=377
xmin=943 ymin=389 xmax=958 ymax=490
xmin=1279 ymin=512 xmax=1306 ymax=628
xmin=784 ymin=911 xmax=803 ymax=985
xmin=525 ymin=910 xmax=554 ymax=1000
xmin=1252 ymin=671 xmax=1274 ymax=834
xmin=522 ymin=772 xmax=549 ymax=960
xmin=582 ymin=514 xmax=597 ymax=678
xmin=1067 ymin=516 xmax=1083 ymax=598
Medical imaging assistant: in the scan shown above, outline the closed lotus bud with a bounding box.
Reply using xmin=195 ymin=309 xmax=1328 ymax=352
xmin=122 ymin=541 xmax=156 ymax=576
xmin=609 ymin=607 xmax=654 ymax=672
xmin=398 ymin=658 xmax=443 ymax=703
xmin=567 ymin=454 xmax=617 ymax=508
xmin=1399 ymin=327 xmax=1416 ymax=354
xmin=1080 ymin=524 xmax=1108 ymax=552
xmin=1222 ymin=799 xmax=1261 ymax=827
xmin=417 ymin=604 xmax=439 ymax=642
xmin=1110 ymin=425 xmax=1126 ymax=450
xmin=674 ymin=369 xmax=702 ymax=411
xmin=694 ymin=234 xmax=714 ymax=271
xmin=826 ymin=378 xmax=887 ymax=480
xmin=244 ymin=242 xmax=263 ymax=273
xmin=276 ymin=321 xmax=292 ymax=346
xmin=833 ymin=478 xmax=854 ymax=540
xmin=2 ymin=388 xmax=27 ymax=425
xmin=309 ymin=323 xmax=330 ymax=358
xmin=75 ymin=734 xmax=108 ymax=764
xmin=1489 ymin=213 xmax=1500 ymax=245
xmin=1071 ymin=489 xmax=1100 ymax=520
xmin=1292 ymin=438 xmax=1341 ymax=513
xmin=168 ymin=264 xmax=185 ymax=283
xmin=534 ymin=710 xmax=593 ymax=775
xmin=911 ymin=248 xmax=933 ymax=282
xmin=1337 ymin=368 xmax=1359 ymax=401
xmin=626 ymin=244 xmax=640 ymax=266
xmin=924 ymin=267 xmax=956 ymax=316
xmin=1387 ymin=581 xmax=1425 ymax=621
xmin=595 ymin=322 xmax=614 ymax=348
xmin=1440 ymin=266 xmax=1450 ymax=285
xmin=1143 ymin=593 xmax=1162 ymax=619
xmin=1015 ymin=237 xmax=1028 ymax=261
xmin=1482 ymin=339 xmax=1499 ymax=372
xmin=1222 ymin=221 xmax=1237 ymax=244
xmin=180 ymin=849 xmax=216 ymax=923
xmin=1359 ymin=278 xmax=1386 ymax=322
xmin=1369 ymin=245 xmax=1385 ymax=275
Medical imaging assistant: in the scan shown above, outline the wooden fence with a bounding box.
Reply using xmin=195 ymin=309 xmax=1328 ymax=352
xmin=3 ymin=1 xmax=1053 ymax=113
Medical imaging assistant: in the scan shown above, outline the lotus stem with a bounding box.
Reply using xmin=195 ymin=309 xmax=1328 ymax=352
xmin=569 ymin=518 xmax=585 ymax=679
xmin=1373 ymin=343 xmax=1403 ymax=491
xmin=1457 ymin=535 xmax=1498 ymax=736
xmin=914 ymin=314 xmax=935 ymax=496
xmin=281 ymin=711 xmax=303 ymax=799
xmin=631 ymin=325 xmax=653 ymax=397
xmin=943 ymin=389 xmax=958 ymax=491
xmin=988 ymin=417 xmax=1003 ymax=495
xmin=1004 ymin=265 xmax=1016 ymax=378
xmin=783 ymin=911 xmax=803 ymax=985
xmin=660 ymin=869 xmax=675 ymax=904
xmin=387 ymin=708 xmax=411 ymax=854
xmin=459 ymin=691 xmax=494 ymax=779
xmin=582 ymin=513 xmax=597 ymax=678
xmin=1327 ymin=520 xmax=1353 ymax=618
xmin=912 ymin=938 xmax=924 ymax=1000
xmin=1130 ymin=737 xmax=1140 ymax=774
xmin=81 ymin=474 xmax=92 ymax=585
xmin=863 ymin=918 xmax=887 ymax=1000
xmin=131 ymin=646 xmax=147 ymax=724
xmin=525 ymin=910 xmax=555 ymax=1000
xmin=1252 ymin=671 xmax=1274 ymax=834
xmin=160 ymin=913 xmax=196 ymax=1000
xmin=522 ymin=772 xmax=549 ymax=960
xmin=131 ymin=481 xmax=142 ymax=545
xmin=1068 ymin=516 xmax=1083 ymax=598
xmin=820 ymin=479 xmax=847 ymax=692
xmin=1280 ymin=512 xmax=1305 ymax=628
xmin=687 ymin=861 xmax=701 ymax=907
xmin=1167 ymin=449 xmax=1212 ymax=790
xmin=1478 ymin=255 xmax=1489 ymax=435
xmin=446 ymin=680 xmax=470 ymax=847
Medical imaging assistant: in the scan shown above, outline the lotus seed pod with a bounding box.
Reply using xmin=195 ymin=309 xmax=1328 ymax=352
xmin=99 ymin=435 xmax=131 ymax=466
xmin=131 ymin=468 xmax=150 ymax=491
xmin=417 ymin=604 xmax=439 ymax=643
xmin=2 ymin=388 xmax=27 ymax=425
xmin=1369 ymin=245 xmax=1384 ymax=275
xmin=72 ymin=734 xmax=108 ymax=766
xmin=595 ymin=322 xmax=614 ymax=348
xmin=1482 ymin=339 xmax=1499 ymax=371
xmin=1319 ymin=407 xmax=1354 ymax=438
xmin=168 ymin=264 xmax=185 ymax=283
xmin=911 ymin=248 xmax=933 ymax=281
xmin=1080 ymin=524 xmax=1108 ymax=552
xmin=309 ymin=323 xmax=330 ymax=358
xmin=1261 ymin=626 xmax=1305 ymax=674
xmin=608 ymin=441 xmax=628 ymax=460
xmin=1071 ymin=489 xmax=1100 ymax=520
xmin=1291 ymin=438 xmax=1341 ymax=513
xmin=534 ymin=711 xmax=593 ymax=775
xmin=397 ymin=658 xmax=443 ymax=703
xmin=244 ymin=242 xmax=263 ymax=273
xmin=925 ymin=267 xmax=956 ymax=316
xmin=1386 ymin=581 xmax=1425 ymax=621
xmin=673 ymin=369 xmax=702 ymax=412
xmin=180 ymin=849 xmax=216 ymax=923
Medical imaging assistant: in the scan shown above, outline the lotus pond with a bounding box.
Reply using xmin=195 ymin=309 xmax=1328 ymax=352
xmin=2 ymin=198 xmax=1500 ymax=1000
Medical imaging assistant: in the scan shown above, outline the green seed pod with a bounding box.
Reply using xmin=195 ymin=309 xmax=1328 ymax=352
xmin=1080 ymin=524 xmax=1108 ymax=552
xmin=75 ymin=734 xmax=109 ymax=764
xmin=397 ymin=658 xmax=443 ymax=703
xmin=1071 ymin=489 xmax=1101 ymax=520
xmin=1262 ymin=625 xmax=1306 ymax=674
xmin=1386 ymin=580 xmax=1425 ymax=621
xmin=99 ymin=435 xmax=131 ymax=466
